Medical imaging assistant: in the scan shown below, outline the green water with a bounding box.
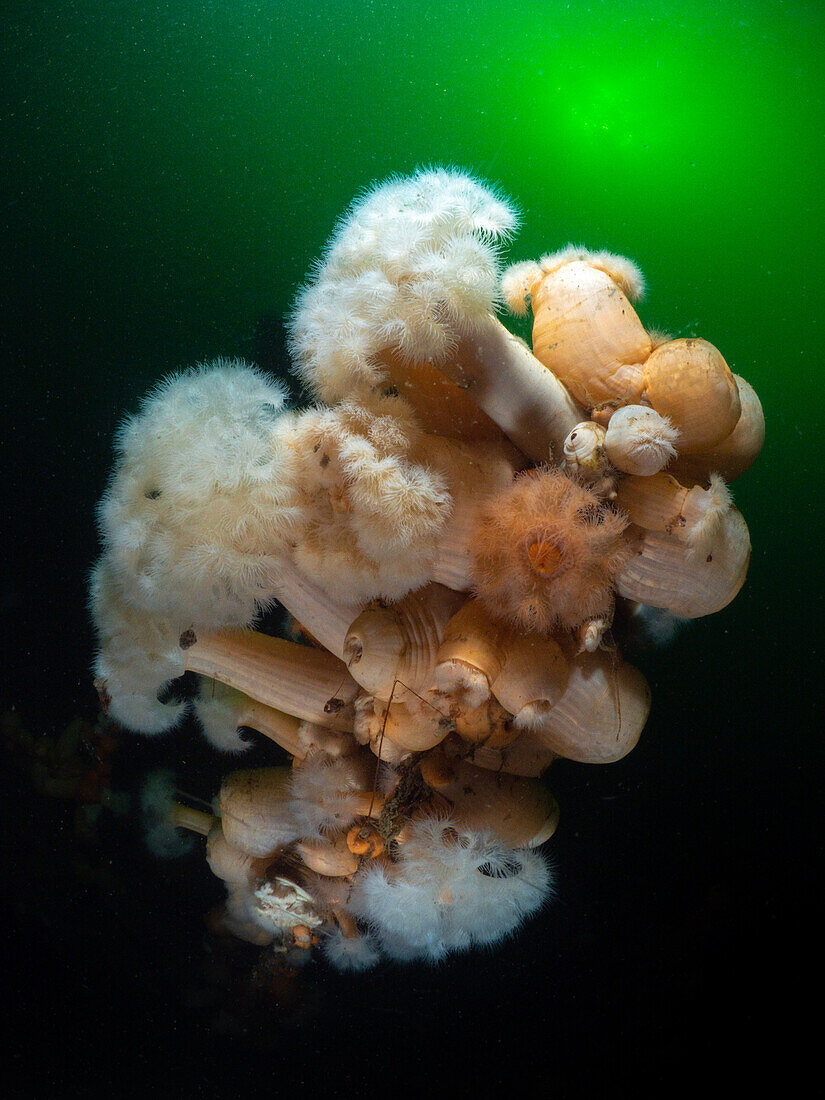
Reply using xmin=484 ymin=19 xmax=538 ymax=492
xmin=6 ymin=0 xmax=820 ymax=536
xmin=3 ymin=0 xmax=822 ymax=1082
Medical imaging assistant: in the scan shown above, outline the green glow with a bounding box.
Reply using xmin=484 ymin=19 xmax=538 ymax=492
xmin=5 ymin=0 xmax=821 ymax=543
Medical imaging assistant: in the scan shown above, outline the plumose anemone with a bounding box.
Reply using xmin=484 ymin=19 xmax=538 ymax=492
xmin=471 ymin=466 xmax=630 ymax=637
xmin=89 ymin=166 xmax=762 ymax=972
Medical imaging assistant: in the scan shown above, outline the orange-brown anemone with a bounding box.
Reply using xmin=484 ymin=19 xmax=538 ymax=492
xmin=471 ymin=467 xmax=630 ymax=634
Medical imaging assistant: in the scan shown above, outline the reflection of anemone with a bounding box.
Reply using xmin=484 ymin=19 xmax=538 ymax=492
xmin=348 ymin=815 xmax=551 ymax=962
xmin=471 ymin=467 xmax=629 ymax=634
xmin=140 ymin=769 xmax=196 ymax=858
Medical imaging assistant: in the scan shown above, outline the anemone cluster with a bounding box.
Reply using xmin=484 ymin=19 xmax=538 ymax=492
xmin=91 ymin=167 xmax=763 ymax=969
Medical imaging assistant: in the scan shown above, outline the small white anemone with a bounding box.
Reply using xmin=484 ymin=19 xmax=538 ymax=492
xmin=682 ymin=473 xmax=734 ymax=559
xmin=287 ymin=752 xmax=375 ymax=838
xmin=604 ymin=405 xmax=680 ymax=477
xmin=322 ymin=927 xmax=381 ymax=972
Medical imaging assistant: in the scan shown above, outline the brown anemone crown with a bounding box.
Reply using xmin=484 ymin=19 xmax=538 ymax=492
xmin=471 ymin=467 xmax=630 ymax=634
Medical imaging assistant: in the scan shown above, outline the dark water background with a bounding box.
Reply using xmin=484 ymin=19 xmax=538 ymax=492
xmin=2 ymin=0 xmax=821 ymax=1091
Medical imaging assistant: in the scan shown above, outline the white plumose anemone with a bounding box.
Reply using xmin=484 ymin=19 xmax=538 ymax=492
xmin=288 ymin=167 xmax=519 ymax=405
xmin=191 ymin=679 xmax=255 ymax=754
xmin=349 ymin=815 xmax=552 ymax=962
xmin=97 ymin=359 xmax=300 ymax=629
xmin=288 ymin=394 xmax=453 ymax=602
xmin=91 ymin=359 xmax=305 ymax=734
xmin=89 ymin=557 xmax=187 ymax=734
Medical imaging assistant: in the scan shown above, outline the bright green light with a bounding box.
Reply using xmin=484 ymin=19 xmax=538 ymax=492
xmin=548 ymin=51 xmax=699 ymax=161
